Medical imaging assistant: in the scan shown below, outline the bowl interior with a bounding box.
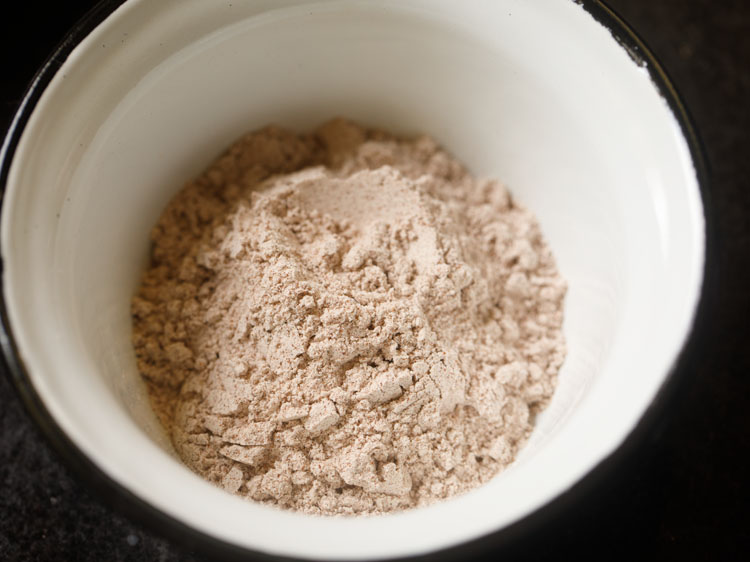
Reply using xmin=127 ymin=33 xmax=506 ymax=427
xmin=1 ymin=0 xmax=704 ymax=559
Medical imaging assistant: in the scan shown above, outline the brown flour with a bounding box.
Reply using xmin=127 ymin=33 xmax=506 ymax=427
xmin=132 ymin=119 xmax=566 ymax=515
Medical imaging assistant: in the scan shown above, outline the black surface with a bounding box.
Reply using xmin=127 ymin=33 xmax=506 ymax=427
xmin=1 ymin=1 xmax=748 ymax=561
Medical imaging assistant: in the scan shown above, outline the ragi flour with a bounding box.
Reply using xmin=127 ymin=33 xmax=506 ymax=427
xmin=132 ymin=119 xmax=566 ymax=515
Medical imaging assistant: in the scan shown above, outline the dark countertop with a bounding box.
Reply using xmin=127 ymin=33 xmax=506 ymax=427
xmin=1 ymin=1 xmax=748 ymax=560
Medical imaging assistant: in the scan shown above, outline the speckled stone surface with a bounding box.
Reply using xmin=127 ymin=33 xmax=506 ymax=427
xmin=1 ymin=1 xmax=748 ymax=560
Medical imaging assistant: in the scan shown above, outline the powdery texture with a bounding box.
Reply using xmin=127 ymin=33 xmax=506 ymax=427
xmin=132 ymin=119 xmax=566 ymax=515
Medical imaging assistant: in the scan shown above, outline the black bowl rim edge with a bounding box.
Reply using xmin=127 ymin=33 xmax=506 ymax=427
xmin=0 ymin=1 xmax=714 ymax=561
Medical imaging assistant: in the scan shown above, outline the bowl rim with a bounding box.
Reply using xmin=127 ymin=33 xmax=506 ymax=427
xmin=0 ymin=1 xmax=713 ymax=560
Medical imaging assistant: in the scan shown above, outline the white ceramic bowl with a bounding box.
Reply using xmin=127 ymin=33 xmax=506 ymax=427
xmin=0 ymin=1 xmax=707 ymax=559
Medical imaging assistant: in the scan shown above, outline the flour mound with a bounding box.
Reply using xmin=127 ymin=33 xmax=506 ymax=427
xmin=132 ymin=119 xmax=566 ymax=515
